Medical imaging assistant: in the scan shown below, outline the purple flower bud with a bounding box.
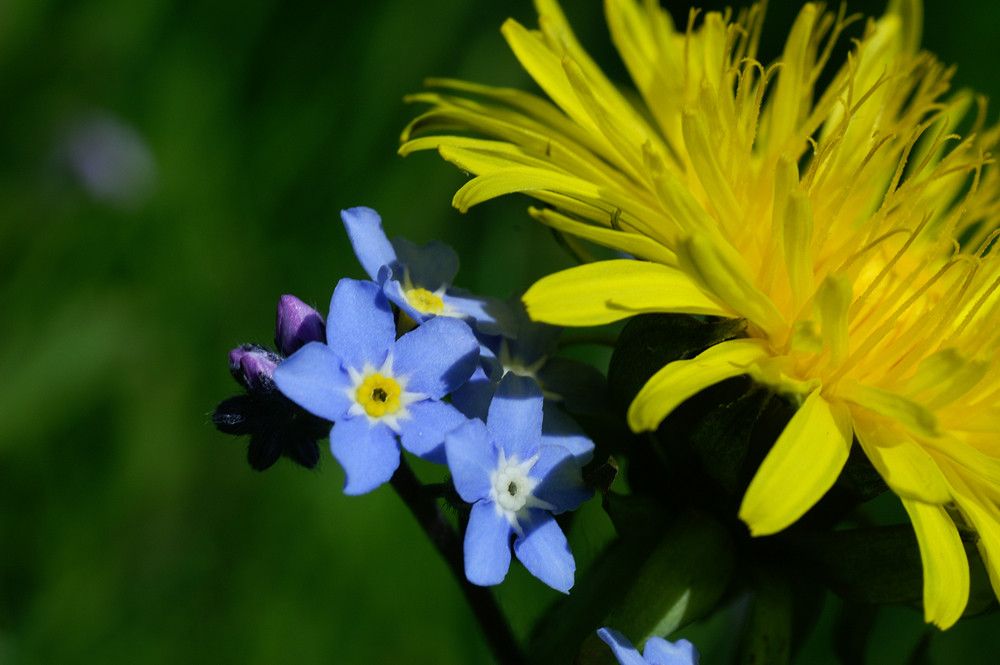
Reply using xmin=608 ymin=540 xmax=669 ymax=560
xmin=275 ymin=295 xmax=326 ymax=355
xmin=228 ymin=344 xmax=281 ymax=393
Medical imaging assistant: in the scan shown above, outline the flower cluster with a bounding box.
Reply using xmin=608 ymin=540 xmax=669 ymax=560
xmin=214 ymin=206 xmax=596 ymax=592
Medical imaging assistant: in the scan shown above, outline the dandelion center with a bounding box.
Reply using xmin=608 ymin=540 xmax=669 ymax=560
xmin=406 ymin=288 xmax=445 ymax=314
xmin=355 ymin=373 xmax=402 ymax=418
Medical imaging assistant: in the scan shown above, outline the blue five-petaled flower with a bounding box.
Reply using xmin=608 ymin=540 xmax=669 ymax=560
xmin=341 ymin=206 xmax=513 ymax=335
xmin=597 ymin=627 xmax=700 ymax=665
xmin=445 ymin=373 xmax=593 ymax=593
xmin=274 ymin=278 xmax=478 ymax=494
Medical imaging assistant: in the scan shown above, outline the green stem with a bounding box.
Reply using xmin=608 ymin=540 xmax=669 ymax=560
xmin=390 ymin=458 xmax=526 ymax=665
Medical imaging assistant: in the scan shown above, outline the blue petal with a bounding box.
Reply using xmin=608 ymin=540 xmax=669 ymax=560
xmin=393 ymin=316 xmax=479 ymax=397
xmin=487 ymin=373 xmax=544 ymax=461
xmin=475 ymin=331 xmax=503 ymax=362
xmin=329 ymin=416 xmax=400 ymax=495
xmin=444 ymin=418 xmax=495 ymax=503
xmin=325 ymin=279 xmax=394 ymax=371
xmin=513 ymin=510 xmax=575 ymax=593
xmin=392 ymin=237 xmax=459 ymax=289
xmin=442 ymin=286 xmax=517 ymax=336
xmin=451 ymin=364 xmax=497 ymax=421
xmin=341 ymin=207 xmax=397 ymax=281
xmin=399 ymin=399 xmax=469 ymax=464
xmin=642 ymin=637 xmax=700 ymax=665
xmin=542 ymin=405 xmax=595 ymax=464
xmin=273 ymin=342 xmax=352 ymax=421
xmin=532 ymin=443 xmax=593 ymax=513
xmin=596 ymin=629 xmax=648 ymax=665
xmin=464 ymin=501 xmax=513 ymax=587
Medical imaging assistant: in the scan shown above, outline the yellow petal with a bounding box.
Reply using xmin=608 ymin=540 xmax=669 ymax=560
xmin=527 ymin=207 xmax=678 ymax=266
xmin=923 ymin=433 xmax=1000 ymax=493
xmin=762 ymin=3 xmax=817 ymax=154
xmin=887 ymin=0 xmax=923 ymax=55
xmin=628 ymin=339 xmax=770 ymax=432
xmin=522 ymin=259 xmax=732 ymax=326
xmin=500 ymin=18 xmax=605 ymax=148
xmin=815 ymin=272 xmax=852 ymax=365
xmin=906 ymin=348 xmax=989 ymax=411
xmin=562 ymin=50 xmax=663 ymax=184
xmin=900 ymin=496 xmax=969 ymax=629
xmin=418 ymin=77 xmax=603 ymax=150
xmin=840 ymin=379 xmax=940 ymax=438
xmin=852 ymin=410 xmax=952 ymax=504
xmin=678 ymin=234 xmax=787 ymax=336
xmin=783 ymin=191 xmax=816 ymax=314
xmin=738 ymin=391 xmax=852 ymax=536
xmin=945 ymin=469 xmax=1000 ymax=605
xmin=452 ymin=167 xmax=662 ymax=225
xmin=681 ymin=107 xmax=742 ymax=230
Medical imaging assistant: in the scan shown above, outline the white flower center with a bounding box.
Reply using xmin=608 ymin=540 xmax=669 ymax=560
xmin=493 ymin=464 xmax=533 ymax=513
xmin=489 ymin=449 xmax=555 ymax=533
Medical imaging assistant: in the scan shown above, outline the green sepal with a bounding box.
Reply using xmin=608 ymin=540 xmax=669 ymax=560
xmin=608 ymin=314 xmax=746 ymax=412
xmin=687 ymin=387 xmax=773 ymax=496
xmin=832 ymin=445 xmax=890 ymax=503
xmin=574 ymin=510 xmax=735 ymax=665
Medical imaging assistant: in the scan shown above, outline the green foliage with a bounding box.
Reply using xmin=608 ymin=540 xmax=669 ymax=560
xmin=4 ymin=1 xmax=1000 ymax=664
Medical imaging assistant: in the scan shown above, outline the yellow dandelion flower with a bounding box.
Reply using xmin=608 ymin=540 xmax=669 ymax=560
xmin=400 ymin=0 xmax=1000 ymax=629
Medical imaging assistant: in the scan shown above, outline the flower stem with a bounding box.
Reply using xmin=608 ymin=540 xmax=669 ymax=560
xmin=390 ymin=458 xmax=527 ymax=665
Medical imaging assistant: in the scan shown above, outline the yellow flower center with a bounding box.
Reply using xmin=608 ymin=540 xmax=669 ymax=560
xmin=405 ymin=288 xmax=444 ymax=314
xmin=355 ymin=374 xmax=402 ymax=418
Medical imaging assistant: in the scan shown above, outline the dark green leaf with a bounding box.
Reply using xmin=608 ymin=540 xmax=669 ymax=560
xmin=785 ymin=525 xmax=924 ymax=606
xmin=738 ymin=566 xmax=793 ymax=665
xmin=607 ymin=314 xmax=746 ymax=412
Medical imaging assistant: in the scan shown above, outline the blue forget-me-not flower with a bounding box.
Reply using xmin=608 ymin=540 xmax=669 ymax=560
xmin=445 ymin=373 xmax=593 ymax=592
xmin=597 ymin=628 xmax=700 ymax=665
xmin=452 ymin=296 xmax=607 ymax=463
xmin=274 ymin=278 xmax=478 ymax=494
xmin=341 ymin=206 xmax=512 ymax=335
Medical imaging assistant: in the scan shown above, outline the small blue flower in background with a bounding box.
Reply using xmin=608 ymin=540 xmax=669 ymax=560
xmin=274 ymin=278 xmax=479 ymax=494
xmin=597 ymin=627 xmax=700 ymax=665
xmin=341 ymin=206 xmax=513 ymax=335
xmin=452 ymin=295 xmax=606 ymax=462
xmin=445 ymin=373 xmax=593 ymax=593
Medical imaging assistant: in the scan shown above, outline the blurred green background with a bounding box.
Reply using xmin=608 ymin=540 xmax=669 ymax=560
xmin=1 ymin=1 xmax=999 ymax=663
